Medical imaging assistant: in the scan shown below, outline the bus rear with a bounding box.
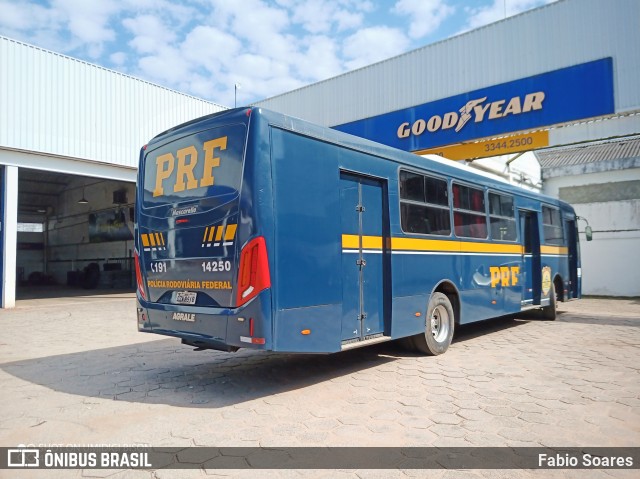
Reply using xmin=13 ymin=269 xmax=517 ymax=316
xmin=135 ymin=108 xmax=272 ymax=352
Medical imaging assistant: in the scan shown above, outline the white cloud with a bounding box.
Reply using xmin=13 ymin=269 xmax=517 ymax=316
xmin=289 ymin=0 xmax=365 ymax=34
xmin=295 ymin=35 xmax=343 ymax=81
xmin=0 ymin=1 xmax=52 ymax=30
xmin=1 ymin=0 xmax=123 ymax=58
xmin=109 ymin=51 xmax=126 ymax=66
xmin=393 ymin=0 xmax=454 ymax=39
xmin=342 ymin=26 xmax=410 ymax=70
xmin=291 ymin=0 xmax=336 ymax=34
xmin=185 ymin=72 xmax=220 ymax=100
xmin=52 ymin=0 xmax=120 ymax=53
xmin=210 ymin=0 xmax=297 ymax=67
xmin=123 ymin=14 xmax=176 ymax=54
xmin=0 ymin=1 xmax=63 ymax=47
xmin=181 ymin=26 xmax=242 ymax=74
xmin=137 ymin=46 xmax=193 ymax=86
xmin=213 ymin=0 xmax=290 ymax=39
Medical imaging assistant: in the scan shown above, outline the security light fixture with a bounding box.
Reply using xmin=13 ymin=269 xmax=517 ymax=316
xmin=78 ymin=186 xmax=89 ymax=204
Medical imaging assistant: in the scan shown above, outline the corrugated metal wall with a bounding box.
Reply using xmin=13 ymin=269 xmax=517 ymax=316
xmin=256 ymin=0 xmax=640 ymax=127
xmin=0 ymin=36 xmax=226 ymax=169
xmin=1 ymin=0 xmax=637 ymax=166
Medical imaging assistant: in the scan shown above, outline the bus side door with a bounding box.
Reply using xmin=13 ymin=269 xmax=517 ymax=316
xmin=340 ymin=172 xmax=386 ymax=342
xmin=519 ymin=209 xmax=542 ymax=306
xmin=565 ymin=217 xmax=579 ymax=299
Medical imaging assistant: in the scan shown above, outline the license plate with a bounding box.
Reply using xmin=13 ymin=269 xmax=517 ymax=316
xmin=174 ymin=291 xmax=197 ymax=305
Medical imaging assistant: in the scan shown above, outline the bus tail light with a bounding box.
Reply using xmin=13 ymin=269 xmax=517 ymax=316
xmin=134 ymin=251 xmax=147 ymax=300
xmin=237 ymin=236 xmax=271 ymax=307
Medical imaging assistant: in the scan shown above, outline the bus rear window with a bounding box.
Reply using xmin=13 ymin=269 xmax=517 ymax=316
xmin=142 ymin=124 xmax=246 ymax=208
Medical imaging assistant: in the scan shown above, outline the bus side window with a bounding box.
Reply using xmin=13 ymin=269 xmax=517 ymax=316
xmin=399 ymin=171 xmax=451 ymax=236
xmin=488 ymin=192 xmax=516 ymax=241
xmin=452 ymin=183 xmax=487 ymax=239
xmin=542 ymin=205 xmax=564 ymax=245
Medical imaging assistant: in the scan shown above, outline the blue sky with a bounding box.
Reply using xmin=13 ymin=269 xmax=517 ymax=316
xmin=1 ymin=0 xmax=555 ymax=107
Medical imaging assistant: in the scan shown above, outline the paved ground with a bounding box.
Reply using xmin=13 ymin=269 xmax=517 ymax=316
xmin=0 ymin=292 xmax=638 ymax=478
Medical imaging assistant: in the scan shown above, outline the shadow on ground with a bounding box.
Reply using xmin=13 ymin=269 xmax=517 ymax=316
xmin=555 ymin=312 xmax=640 ymax=327
xmin=1 ymin=316 xmax=527 ymax=408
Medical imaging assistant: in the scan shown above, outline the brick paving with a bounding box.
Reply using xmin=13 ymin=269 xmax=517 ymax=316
xmin=0 ymin=293 xmax=638 ymax=478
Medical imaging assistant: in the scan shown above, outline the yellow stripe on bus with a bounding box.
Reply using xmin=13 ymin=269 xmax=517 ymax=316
xmin=342 ymin=234 xmax=383 ymax=250
xmin=541 ymin=245 xmax=568 ymax=255
xmin=456 ymin=240 xmax=523 ymax=255
xmin=208 ymin=226 xmax=216 ymax=242
xmin=342 ymin=234 xmax=525 ymax=255
xmin=215 ymin=226 xmax=224 ymax=241
xmin=225 ymin=224 xmax=238 ymax=241
xmin=202 ymin=227 xmax=210 ymax=242
xmin=391 ymin=237 xmax=461 ymax=253
xmin=141 ymin=234 xmax=150 ymax=247
xmin=393 ymin=237 xmax=523 ymax=254
xmin=148 ymin=234 xmax=156 ymax=247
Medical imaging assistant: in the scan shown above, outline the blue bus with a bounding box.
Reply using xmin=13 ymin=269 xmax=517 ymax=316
xmin=135 ymin=107 xmax=586 ymax=355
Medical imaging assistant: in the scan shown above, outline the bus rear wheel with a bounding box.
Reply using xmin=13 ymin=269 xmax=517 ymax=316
xmin=525 ymin=282 xmax=558 ymax=321
xmin=413 ymin=292 xmax=455 ymax=355
xmin=538 ymin=282 xmax=558 ymax=320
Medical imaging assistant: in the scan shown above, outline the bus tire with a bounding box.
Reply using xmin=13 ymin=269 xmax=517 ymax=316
xmin=539 ymin=282 xmax=558 ymax=320
xmin=413 ymin=292 xmax=455 ymax=355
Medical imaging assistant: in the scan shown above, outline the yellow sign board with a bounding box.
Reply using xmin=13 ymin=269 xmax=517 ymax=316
xmin=415 ymin=130 xmax=549 ymax=161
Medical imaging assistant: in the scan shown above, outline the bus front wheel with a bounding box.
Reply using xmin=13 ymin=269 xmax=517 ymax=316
xmin=414 ymin=292 xmax=455 ymax=355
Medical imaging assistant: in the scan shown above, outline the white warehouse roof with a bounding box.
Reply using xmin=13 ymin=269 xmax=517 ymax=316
xmin=0 ymin=36 xmax=226 ymax=171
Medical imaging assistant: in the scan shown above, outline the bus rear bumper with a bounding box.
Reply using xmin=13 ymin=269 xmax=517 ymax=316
xmin=136 ymin=290 xmax=272 ymax=351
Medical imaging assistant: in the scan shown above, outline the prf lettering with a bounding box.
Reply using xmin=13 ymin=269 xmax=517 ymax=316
xmin=153 ymin=136 xmax=227 ymax=197
xmin=490 ymin=266 xmax=520 ymax=287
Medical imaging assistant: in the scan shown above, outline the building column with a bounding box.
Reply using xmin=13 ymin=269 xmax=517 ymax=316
xmin=2 ymin=165 xmax=18 ymax=308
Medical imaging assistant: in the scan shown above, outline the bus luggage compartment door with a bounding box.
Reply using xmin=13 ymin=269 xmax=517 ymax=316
xmin=340 ymin=172 xmax=386 ymax=342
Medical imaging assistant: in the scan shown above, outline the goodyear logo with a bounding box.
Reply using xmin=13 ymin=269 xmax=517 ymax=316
xmin=397 ymin=92 xmax=545 ymax=139
xmin=141 ymin=232 xmax=166 ymax=251
xmin=202 ymin=224 xmax=237 ymax=248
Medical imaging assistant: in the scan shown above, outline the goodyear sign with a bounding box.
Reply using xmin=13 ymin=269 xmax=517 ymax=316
xmin=333 ymin=58 xmax=614 ymax=151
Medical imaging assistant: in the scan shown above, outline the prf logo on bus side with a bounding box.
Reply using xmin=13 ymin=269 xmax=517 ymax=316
xmin=490 ymin=266 xmax=520 ymax=288
xmin=397 ymin=92 xmax=545 ymax=139
xmin=152 ymin=136 xmax=227 ymax=197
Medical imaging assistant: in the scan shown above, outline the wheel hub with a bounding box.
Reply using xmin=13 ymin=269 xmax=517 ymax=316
xmin=430 ymin=305 xmax=449 ymax=342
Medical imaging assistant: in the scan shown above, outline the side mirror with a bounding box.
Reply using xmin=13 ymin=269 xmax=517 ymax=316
xmin=585 ymin=225 xmax=593 ymax=241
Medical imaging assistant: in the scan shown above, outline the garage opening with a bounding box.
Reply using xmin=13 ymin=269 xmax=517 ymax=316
xmin=17 ymin=169 xmax=136 ymax=299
